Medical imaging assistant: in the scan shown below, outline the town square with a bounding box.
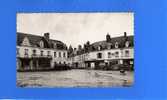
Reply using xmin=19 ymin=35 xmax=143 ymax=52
xmin=16 ymin=13 xmax=134 ymax=87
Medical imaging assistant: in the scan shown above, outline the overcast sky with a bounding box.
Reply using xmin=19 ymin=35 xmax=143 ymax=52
xmin=17 ymin=13 xmax=134 ymax=48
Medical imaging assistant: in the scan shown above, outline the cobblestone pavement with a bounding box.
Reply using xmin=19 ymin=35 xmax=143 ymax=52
xmin=17 ymin=69 xmax=134 ymax=87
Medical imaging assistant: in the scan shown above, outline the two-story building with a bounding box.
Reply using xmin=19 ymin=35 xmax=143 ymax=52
xmin=17 ymin=32 xmax=68 ymax=71
xmin=68 ymin=32 xmax=134 ymax=70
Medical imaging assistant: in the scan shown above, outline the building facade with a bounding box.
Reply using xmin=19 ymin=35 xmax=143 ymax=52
xmin=17 ymin=32 xmax=68 ymax=71
xmin=68 ymin=32 xmax=134 ymax=70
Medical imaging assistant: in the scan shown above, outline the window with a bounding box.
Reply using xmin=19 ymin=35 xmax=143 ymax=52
xmin=108 ymin=52 xmax=112 ymax=58
xmin=22 ymin=37 xmax=30 ymax=46
xmin=112 ymin=53 xmax=115 ymax=56
xmin=97 ymin=53 xmax=102 ymax=58
xmin=63 ymin=52 xmax=66 ymax=57
xmin=40 ymin=50 xmax=44 ymax=56
xmin=130 ymin=61 xmax=133 ymax=64
xmin=125 ymin=41 xmax=130 ymax=47
xmin=115 ymin=51 xmax=119 ymax=58
xmin=54 ymin=62 xmax=57 ymax=66
xmin=107 ymin=45 xmax=110 ymax=49
xmin=125 ymin=50 xmax=129 ymax=57
xmin=98 ymin=46 xmax=102 ymax=51
xmin=40 ymin=41 xmax=44 ymax=48
xmin=54 ymin=43 xmax=57 ymax=49
xmin=47 ymin=51 xmax=50 ymax=56
xmin=115 ymin=42 xmax=119 ymax=48
xmin=17 ymin=48 xmax=19 ymax=55
xmin=107 ymin=44 xmax=113 ymax=49
xmin=24 ymin=49 xmax=28 ymax=56
xmin=59 ymin=52 xmax=61 ymax=57
xmin=54 ymin=52 xmax=57 ymax=57
xmin=32 ymin=49 xmax=36 ymax=56
xmin=110 ymin=44 xmax=113 ymax=49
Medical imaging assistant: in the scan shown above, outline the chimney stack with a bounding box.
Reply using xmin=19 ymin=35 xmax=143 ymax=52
xmin=106 ymin=33 xmax=111 ymax=42
xmin=124 ymin=32 xmax=127 ymax=37
xmin=44 ymin=33 xmax=50 ymax=40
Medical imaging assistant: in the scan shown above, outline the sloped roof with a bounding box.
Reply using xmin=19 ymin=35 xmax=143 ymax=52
xmin=91 ymin=35 xmax=134 ymax=50
xmin=17 ymin=32 xmax=67 ymax=50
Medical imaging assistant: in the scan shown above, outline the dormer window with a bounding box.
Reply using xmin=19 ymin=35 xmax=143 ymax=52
xmin=98 ymin=46 xmax=100 ymax=50
xmin=107 ymin=45 xmax=110 ymax=49
xmin=21 ymin=37 xmax=30 ymax=46
xmin=39 ymin=40 xmax=44 ymax=48
xmin=125 ymin=41 xmax=130 ymax=47
xmin=115 ymin=42 xmax=119 ymax=48
xmin=98 ymin=45 xmax=102 ymax=51
xmin=54 ymin=43 xmax=57 ymax=49
xmin=107 ymin=44 xmax=113 ymax=49
xmin=110 ymin=44 xmax=113 ymax=49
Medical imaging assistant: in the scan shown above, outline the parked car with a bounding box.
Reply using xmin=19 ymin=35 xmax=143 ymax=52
xmin=119 ymin=64 xmax=131 ymax=71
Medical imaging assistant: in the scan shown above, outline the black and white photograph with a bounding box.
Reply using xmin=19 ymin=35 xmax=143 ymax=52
xmin=16 ymin=13 xmax=134 ymax=87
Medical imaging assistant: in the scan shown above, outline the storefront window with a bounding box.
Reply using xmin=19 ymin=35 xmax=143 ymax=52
xmin=40 ymin=41 xmax=44 ymax=48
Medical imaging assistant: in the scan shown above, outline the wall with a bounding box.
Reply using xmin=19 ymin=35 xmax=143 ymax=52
xmin=17 ymin=46 xmax=68 ymax=68
xmin=68 ymin=47 xmax=134 ymax=68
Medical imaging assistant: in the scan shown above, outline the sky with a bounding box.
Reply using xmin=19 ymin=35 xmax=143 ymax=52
xmin=17 ymin=13 xmax=134 ymax=48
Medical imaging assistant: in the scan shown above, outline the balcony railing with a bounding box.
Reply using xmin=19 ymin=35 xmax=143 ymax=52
xmin=17 ymin=54 xmax=52 ymax=59
xmin=31 ymin=54 xmax=52 ymax=58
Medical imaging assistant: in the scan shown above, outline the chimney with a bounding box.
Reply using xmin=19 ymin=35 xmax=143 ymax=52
xmin=124 ymin=32 xmax=127 ymax=37
xmin=44 ymin=33 xmax=50 ymax=40
xmin=78 ymin=45 xmax=82 ymax=50
xmin=106 ymin=33 xmax=111 ymax=42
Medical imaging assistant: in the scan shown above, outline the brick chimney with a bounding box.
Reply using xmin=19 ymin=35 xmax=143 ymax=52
xmin=44 ymin=33 xmax=50 ymax=40
xmin=106 ymin=33 xmax=111 ymax=42
xmin=124 ymin=32 xmax=127 ymax=37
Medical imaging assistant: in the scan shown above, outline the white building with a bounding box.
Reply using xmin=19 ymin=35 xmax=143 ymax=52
xmin=68 ymin=32 xmax=134 ymax=70
xmin=17 ymin=32 xmax=68 ymax=71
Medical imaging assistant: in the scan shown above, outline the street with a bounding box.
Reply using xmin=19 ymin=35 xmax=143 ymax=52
xmin=17 ymin=69 xmax=133 ymax=87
